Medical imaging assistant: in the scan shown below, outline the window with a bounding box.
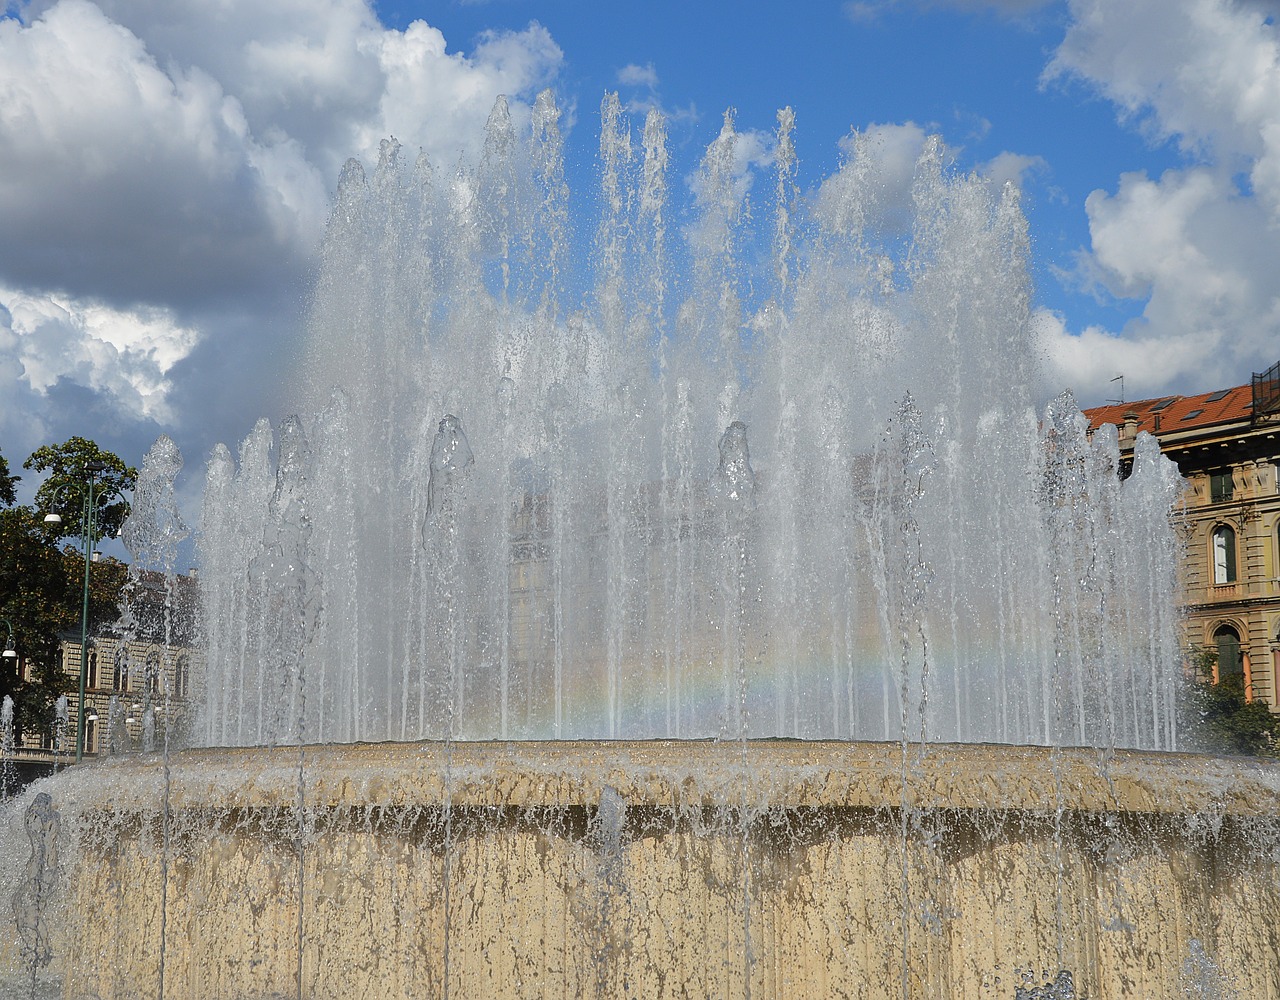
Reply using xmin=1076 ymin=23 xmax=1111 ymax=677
xmin=1215 ymin=625 xmax=1243 ymax=684
xmin=1212 ymin=525 xmax=1237 ymax=584
xmin=113 ymin=648 xmax=127 ymax=691
xmin=146 ymin=650 xmax=162 ymax=695
xmin=87 ymin=650 xmax=98 ymax=690
xmin=1210 ymin=471 xmax=1233 ymax=504
xmin=174 ymin=656 xmax=189 ymax=698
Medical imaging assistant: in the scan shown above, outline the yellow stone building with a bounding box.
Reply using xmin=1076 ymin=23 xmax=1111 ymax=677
xmin=4 ymin=569 xmax=201 ymax=763
xmin=1085 ymin=359 xmax=1280 ymax=708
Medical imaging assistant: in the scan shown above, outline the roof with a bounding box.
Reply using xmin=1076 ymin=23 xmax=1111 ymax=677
xmin=1083 ymin=383 xmax=1254 ymax=437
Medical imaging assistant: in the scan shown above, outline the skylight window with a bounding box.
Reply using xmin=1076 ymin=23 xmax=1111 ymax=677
xmin=1205 ymin=389 xmax=1231 ymax=402
xmin=1182 ymin=409 xmax=1204 ymax=421
xmin=1151 ymin=398 xmax=1176 ymax=411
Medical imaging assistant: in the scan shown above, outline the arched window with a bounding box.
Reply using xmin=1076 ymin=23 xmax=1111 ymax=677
xmin=113 ymin=648 xmax=127 ymax=691
xmin=146 ymin=650 xmax=163 ymax=695
xmin=1212 ymin=524 xmax=1237 ymax=584
xmin=174 ymin=655 xmax=189 ymax=698
xmin=87 ymin=650 xmax=98 ymax=690
xmin=1215 ymin=625 xmax=1243 ymax=687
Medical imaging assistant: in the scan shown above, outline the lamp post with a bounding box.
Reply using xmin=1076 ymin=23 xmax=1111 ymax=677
xmin=2 ymin=619 xmax=15 ymax=662
xmin=43 ymin=460 xmax=125 ymax=763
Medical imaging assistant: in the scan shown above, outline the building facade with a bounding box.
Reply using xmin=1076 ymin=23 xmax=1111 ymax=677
xmin=3 ymin=569 xmax=201 ymax=763
xmin=1085 ymin=360 xmax=1280 ymax=707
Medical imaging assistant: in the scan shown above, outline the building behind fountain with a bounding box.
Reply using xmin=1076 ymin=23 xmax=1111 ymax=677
xmin=1086 ymin=358 xmax=1280 ymax=712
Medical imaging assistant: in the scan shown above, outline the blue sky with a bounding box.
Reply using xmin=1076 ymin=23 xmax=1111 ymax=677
xmin=389 ymin=0 xmax=1180 ymax=334
xmin=1 ymin=0 xmax=1278 ymax=522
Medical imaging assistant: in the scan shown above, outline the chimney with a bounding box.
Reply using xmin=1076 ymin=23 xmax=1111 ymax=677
xmin=1122 ymin=411 xmax=1139 ymax=441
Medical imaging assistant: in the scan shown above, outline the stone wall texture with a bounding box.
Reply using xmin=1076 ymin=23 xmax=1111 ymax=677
xmin=3 ymin=741 xmax=1279 ymax=999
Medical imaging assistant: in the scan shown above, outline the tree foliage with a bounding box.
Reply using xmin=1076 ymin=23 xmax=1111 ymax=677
xmin=1 ymin=440 xmax=132 ymax=747
xmin=0 ymin=449 xmax=17 ymax=506
xmin=25 ymin=437 xmax=136 ymax=544
xmin=1179 ymin=646 xmax=1280 ymax=757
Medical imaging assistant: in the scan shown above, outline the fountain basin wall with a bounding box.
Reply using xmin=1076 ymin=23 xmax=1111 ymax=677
xmin=4 ymin=741 xmax=1280 ymax=999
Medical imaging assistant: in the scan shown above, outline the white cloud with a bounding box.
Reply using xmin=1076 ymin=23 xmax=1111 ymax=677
xmin=355 ymin=20 xmax=563 ymax=170
xmin=0 ymin=0 xmax=566 ymax=484
xmin=0 ymin=0 xmax=329 ymax=306
xmin=1034 ymin=309 xmax=1228 ymax=402
xmin=980 ymin=150 xmax=1047 ymax=192
xmin=1 ymin=287 xmax=196 ymax=417
xmin=18 ymin=0 xmax=562 ymax=174
xmin=1041 ymin=0 xmax=1280 ymax=401
xmin=1048 ymin=0 xmax=1280 ymax=208
xmin=618 ymin=62 xmax=659 ymax=89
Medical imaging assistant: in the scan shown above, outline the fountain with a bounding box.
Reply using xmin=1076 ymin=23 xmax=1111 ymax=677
xmin=3 ymin=93 xmax=1280 ymax=998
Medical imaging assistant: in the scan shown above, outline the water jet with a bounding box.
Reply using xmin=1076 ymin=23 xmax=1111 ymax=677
xmin=5 ymin=93 xmax=1276 ymax=998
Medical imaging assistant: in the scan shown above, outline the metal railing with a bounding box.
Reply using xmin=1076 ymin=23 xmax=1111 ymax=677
xmin=1253 ymin=358 xmax=1280 ymax=419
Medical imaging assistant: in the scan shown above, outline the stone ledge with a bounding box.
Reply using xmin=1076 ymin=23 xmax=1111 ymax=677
xmin=51 ymin=740 xmax=1280 ymax=819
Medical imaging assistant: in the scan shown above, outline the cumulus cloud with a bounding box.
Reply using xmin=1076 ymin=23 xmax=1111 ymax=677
xmin=1042 ymin=0 xmax=1280 ymax=400
xmin=1034 ymin=308 xmax=1228 ymax=402
xmin=2 ymin=287 xmax=197 ymax=413
xmin=354 ymin=20 xmax=562 ymax=170
xmin=0 ymin=0 xmax=565 ymax=490
xmin=0 ymin=0 xmax=328 ymax=308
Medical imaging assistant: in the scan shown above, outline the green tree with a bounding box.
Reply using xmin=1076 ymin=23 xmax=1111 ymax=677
xmin=1180 ymin=646 xmax=1280 ymax=756
xmin=0 ymin=448 xmax=17 ymax=505
xmin=0 ymin=505 xmax=74 ymax=745
xmin=0 ymin=440 xmax=132 ymax=748
xmin=25 ymin=437 xmax=135 ymax=544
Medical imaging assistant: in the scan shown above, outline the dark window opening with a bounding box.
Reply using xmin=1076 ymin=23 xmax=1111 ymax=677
xmin=1215 ymin=625 xmax=1243 ymax=686
xmin=146 ymin=651 xmax=163 ymax=695
xmin=1210 ymin=471 xmax=1234 ymax=503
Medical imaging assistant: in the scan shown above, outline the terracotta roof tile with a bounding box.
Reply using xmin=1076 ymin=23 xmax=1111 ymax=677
xmin=1084 ymin=383 xmax=1253 ymax=436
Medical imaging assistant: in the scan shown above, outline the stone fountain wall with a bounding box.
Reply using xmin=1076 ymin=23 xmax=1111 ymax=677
xmin=4 ymin=742 xmax=1279 ymax=999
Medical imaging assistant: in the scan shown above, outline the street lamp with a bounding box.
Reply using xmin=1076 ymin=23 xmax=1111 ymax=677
xmin=43 ymin=460 xmax=127 ymax=763
xmin=2 ymin=619 xmax=16 ymax=661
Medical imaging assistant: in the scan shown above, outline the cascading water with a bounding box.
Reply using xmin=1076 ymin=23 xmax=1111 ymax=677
xmin=197 ymin=92 xmax=1182 ymax=750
